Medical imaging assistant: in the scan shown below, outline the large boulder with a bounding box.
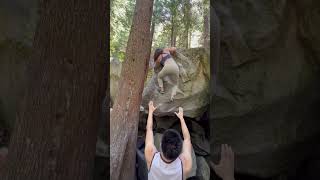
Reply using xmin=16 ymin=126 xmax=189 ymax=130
xmin=212 ymin=0 xmax=320 ymax=178
xmin=110 ymin=48 xmax=209 ymax=118
xmin=142 ymin=48 xmax=210 ymax=118
xmin=195 ymin=156 xmax=210 ymax=180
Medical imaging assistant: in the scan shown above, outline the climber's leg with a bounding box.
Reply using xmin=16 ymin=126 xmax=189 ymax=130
xmin=157 ymin=67 xmax=168 ymax=93
xmin=170 ymin=85 xmax=177 ymax=101
xmin=170 ymin=76 xmax=179 ymax=101
xmin=169 ymin=66 xmax=180 ymax=101
xmin=157 ymin=59 xmax=179 ymax=98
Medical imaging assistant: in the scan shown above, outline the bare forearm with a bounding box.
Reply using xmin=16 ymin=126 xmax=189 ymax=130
xmin=169 ymin=47 xmax=176 ymax=52
xmin=145 ymin=112 xmax=154 ymax=145
xmin=146 ymin=113 xmax=153 ymax=130
xmin=179 ymin=117 xmax=190 ymax=140
xmin=163 ymin=47 xmax=176 ymax=55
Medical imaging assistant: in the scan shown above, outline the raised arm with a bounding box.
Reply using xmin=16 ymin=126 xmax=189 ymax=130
xmin=163 ymin=47 xmax=177 ymax=55
xmin=175 ymin=107 xmax=193 ymax=177
xmin=145 ymin=101 xmax=158 ymax=170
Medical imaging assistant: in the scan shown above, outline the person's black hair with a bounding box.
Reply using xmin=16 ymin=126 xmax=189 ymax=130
xmin=186 ymin=176 xmax=201 ymax=180
xmin=153 ymin=48 xmax=163 ymax=62
xmin=161 ymin=129 xmax=183 ymax=161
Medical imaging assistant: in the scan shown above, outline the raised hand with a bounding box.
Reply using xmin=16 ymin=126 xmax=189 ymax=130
xmin=174 ymin=107 xmax=184 ymax=119
xmin=210 ymin=144 xmax=235 ymax=180
xmin=148 ymin=101 xmax=157 ymax=113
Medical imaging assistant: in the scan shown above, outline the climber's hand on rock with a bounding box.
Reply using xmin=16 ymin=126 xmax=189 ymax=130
xmin=148 ymin=101 xmax=157 ymax=113
xmin=174 ymin=107 xmax=184 ymax=119
xmin=210 ymin=144 xmax=235 ymax=180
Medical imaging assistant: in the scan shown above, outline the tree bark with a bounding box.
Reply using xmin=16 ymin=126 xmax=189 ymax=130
xmin=202 ymin=0 xmax=210 ymax=49
xmin=110 ymin=0 xmax=154 ymax=179
xmin=183 ymin=0 xmax=191 ymax=48
xmin=203 ymin=12 xmax=209 ymax=49
xmin=171 ymin=15 xmax=175 ymax=47
xmin=189 ymin=31 xmax=192 ymax=48
xmin=211 ymin=5 xmax=220 ymax=80
xmin=186 ymin=28 xmax=189 ymax=48
xmin=1 ymin=1 xmax=108 ymax=180
xmin=150 ymin=20 xmax=156 ymax=47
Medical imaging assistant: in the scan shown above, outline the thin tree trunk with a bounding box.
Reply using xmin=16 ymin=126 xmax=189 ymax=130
xmin=189 ymin=31 xmax=192 ymax=48
xmin=1 ymin=1 xmax=108 ymax=180
xmin=150 ymin=20 xmax=156 ymax=47
xmin=171 ymin=15 xmax=175 ymax=47
xmin=183 ymin=0 xmax=191 ymax=48
xmin=110 ymin=0 xmax=154 ymax=179
xmin=211 ymin=2 xmax=222 ymax=106
xmin=212 ymin=5 xmax=220 ymax=80
xmin=150 ymin=0 xmax=157 ymax=46
xmin=203 ymin=13 xmax=209 ymax=49
xmin=185 ymin=28 xmax=189 ymax=48
xmin=203 ymin=11 xmax=209 ymax=49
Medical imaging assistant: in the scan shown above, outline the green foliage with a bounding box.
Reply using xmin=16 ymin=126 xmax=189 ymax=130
xmin=110 ymin=0 xmax=209 ymax=60
xmin=110 ymin=0 xmax=135 ymax=61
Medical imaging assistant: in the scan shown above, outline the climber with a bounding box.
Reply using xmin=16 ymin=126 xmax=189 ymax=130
xmin=153 ymin=47 xmax=180 ymax=101
xmin=145 ymin=101 xmax=192 ymax=180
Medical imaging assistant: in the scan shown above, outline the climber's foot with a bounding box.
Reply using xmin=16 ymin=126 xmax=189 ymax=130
xmin=170 ymin=88 xmax=177 ymax=102
xmin=160 ymin=87 xmax=164 ymax=94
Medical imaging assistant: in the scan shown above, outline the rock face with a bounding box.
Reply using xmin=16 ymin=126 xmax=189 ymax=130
xmin=142 ymin=48 xmax=210 ymax=118
xmin=111 ymin=48 xmax=210 ymax=118
xmin=196 ymin=156 xmax=210 ymax=180
xmin=212 ymin=0 xmax=320 ymax=178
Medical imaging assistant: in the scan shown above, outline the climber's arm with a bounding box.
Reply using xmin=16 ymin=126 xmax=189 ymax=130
xmin=163 ymin=47 xmax=177 ymax=55
xmin=145 ymin=101 xmax=158 ymax=170
xmin=175 ymin=107 xmax=193 ymax=177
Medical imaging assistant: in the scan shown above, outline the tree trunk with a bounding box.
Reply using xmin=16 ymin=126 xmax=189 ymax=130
xmin=211 ymin=2 xmax=222 ymax=103
xmin=211 ymin=5 xmax=220 ymax=80
xmin=201 ymin=0 xmax=209 ymax=49
xmin=1 ymin=1 xmax=108 ymax=180
xmin=189 ymin=31 xmax=192 ymax=48
xmin=150 ymin=20 xmax=156 ymax=47
xmin=183 ymin=0 xmax=191 ymax=48
xmin=110 ymin=0 xmax=154 ymax=179
xmin=203 ymin=10 xmax=209 ymax=49
xmin=171 ymin=15 xmax=175 ymax=47
xmin=184 ymin=25 xmax=189 ymax=48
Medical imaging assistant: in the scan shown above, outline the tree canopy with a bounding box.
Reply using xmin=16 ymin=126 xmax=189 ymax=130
xmin=111 ymin=0 xmax=209 ymax=61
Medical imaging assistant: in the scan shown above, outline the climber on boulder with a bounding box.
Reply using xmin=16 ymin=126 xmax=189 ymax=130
xmin=153 ymin=47 xmax=180 ymax=101
xmin=145 ymin=101 xmax=193 ymax=180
